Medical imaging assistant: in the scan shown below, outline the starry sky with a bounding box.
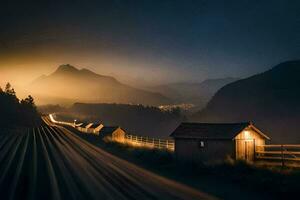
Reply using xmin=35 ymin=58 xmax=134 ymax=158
xmin=0 ymin=0 xmax=299 ymax=86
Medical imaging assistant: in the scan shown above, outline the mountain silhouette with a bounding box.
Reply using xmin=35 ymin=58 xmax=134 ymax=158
xmin=193 ymin=60 xmax=300 ymax=143
xmin=30 ymin=64 xmax=172 ymax=106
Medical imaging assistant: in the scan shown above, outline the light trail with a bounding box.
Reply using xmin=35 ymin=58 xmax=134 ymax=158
xmin=0 ymin=116 xmax=217 ymax=200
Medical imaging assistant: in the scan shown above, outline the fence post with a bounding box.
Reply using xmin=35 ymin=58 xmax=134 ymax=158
xmin=153 ymin=138 xmax=154 ymax=147
xmin=253 ymin=139 xmax=256 ymax=161
xmin=281 ymin=144 xmax=284 ymax=168
xmin=166 ymin=140 xmax=168 ymax=149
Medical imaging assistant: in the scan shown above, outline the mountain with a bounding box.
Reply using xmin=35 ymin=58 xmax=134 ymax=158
xmin=148 ymin=78 xmax=239 ymax=110
xmin=29 ymin=64 xmax=172 ymax=106
xmin=193 ymin=60 xmax=300 ymax=143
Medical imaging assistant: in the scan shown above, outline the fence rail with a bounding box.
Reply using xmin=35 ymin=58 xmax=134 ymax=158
xmin=49 ymin=114 xmax=174 ymax=152
xmin=255 ymin=144 xmax=300 ymax=166
xmin=125 ymin=134 xmax=174 ymax=151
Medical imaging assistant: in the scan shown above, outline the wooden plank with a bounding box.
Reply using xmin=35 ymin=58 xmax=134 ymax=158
xmin=257 ymin=144 xmax=300 ymax=148
xmin=256 ymin=156 xmax=300 ymax=161
xmin=282 ymin=145 xmax=300 ymax=148
xmin=256 ymin=156 xmax=286 ymax=160
xmin=256 ymin=151 xmax=300 ymax=155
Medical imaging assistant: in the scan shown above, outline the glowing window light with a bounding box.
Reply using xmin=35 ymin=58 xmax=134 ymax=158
xmin=244 ymin=130 xmax=250 ymax=139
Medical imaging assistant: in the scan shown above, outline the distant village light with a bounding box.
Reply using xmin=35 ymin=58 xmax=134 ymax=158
xmin=74 ymin=119 xmax=77 ymax=127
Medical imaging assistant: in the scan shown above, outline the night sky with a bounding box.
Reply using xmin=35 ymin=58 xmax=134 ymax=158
xmin=0 ymin=0 xmax=299 ymax=85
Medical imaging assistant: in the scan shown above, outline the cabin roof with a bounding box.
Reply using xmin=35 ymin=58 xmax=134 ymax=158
xmin=75 ymin=122 xmax=83 ymax=127
xmin=89 ymin=123 xmax=103 ymax=129
xmin=170 ymin=122 xmax=269 ymax=140
xmin=79 ymin=122 xmax=89 ymax=128
xmin=86 ymin=123 xmax=94 ymax=128
xmin=99 ymin=126 xmax=120 ymax=135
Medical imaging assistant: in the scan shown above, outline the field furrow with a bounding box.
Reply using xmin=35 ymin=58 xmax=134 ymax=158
xmin=0 ymin=117 xmax=214 ymax=200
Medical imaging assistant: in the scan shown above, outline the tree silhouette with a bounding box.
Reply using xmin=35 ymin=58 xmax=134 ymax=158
xmin=0 ymin=83 xmax=40 ymax=127
xmin=21 ymin=95 xmax=35 ymax=108
xmin=5 ymin=82 xmax=16 ymax=96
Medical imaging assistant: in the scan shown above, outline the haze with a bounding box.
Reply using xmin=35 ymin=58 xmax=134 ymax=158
xmin=1 ymin=0 xmax=299 ymax=89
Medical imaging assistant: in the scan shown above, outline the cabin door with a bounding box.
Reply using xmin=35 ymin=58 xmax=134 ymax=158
xmin=244 ymin=140 xmax=254 ymax=162
xmin=235 ymin=139 xmax=255 ymax=161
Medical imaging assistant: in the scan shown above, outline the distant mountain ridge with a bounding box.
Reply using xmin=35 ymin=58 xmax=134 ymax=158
xmin=148 ymin=77 xmax=239 ymax=110
xmin=50 ymin=64 xmax=118 ymax=82
xmin=29 ymin=64 xmax=172 ymax=106
xmin=193 ymin=60 xmax=300 ymax=143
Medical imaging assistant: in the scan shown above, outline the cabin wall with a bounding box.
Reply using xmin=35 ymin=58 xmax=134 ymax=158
xmin=175 ymin=138 xmax=234 ymax=164
xmin=77 ymin=127 xmax=86 ymax=132
xmin=92 ymin=130 xmax=100 ymax=135
xmin=83 ymin=128 xmax=88 ymax=133
xmin=86 ymin=128 xmax=94 ymax=134
xmin=112 ymin=129 xmax=126 ymax=143
xmin=93 ymin=125 xmax=104 ymax=135
xmin=235 ymin=128 xmax=265 ymax=161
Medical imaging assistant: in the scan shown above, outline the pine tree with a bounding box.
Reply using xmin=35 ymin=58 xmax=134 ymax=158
xmin=0 ymin=82 xmax=39 ymax=127
xmin=4 ymin=82 xmax=16 ymax=96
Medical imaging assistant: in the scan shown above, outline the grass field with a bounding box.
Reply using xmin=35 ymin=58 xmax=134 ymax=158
xmin=66 ymin=126 xmax=300 ymax=200
xmin=0 ymin=118 xmax=215 ymax=200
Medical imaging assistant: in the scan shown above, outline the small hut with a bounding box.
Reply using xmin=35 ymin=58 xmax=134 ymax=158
xmin=77 ymin=122 xmax=87 ymax=132
xmin=99 ymin=126 xmax=126 ymax=142
xmin=74 ymin=122 xmax=83 ymax=128
xmin=89 ymin=123 xmax=104 ymax=135
xmin=170 ymin=122 xmax=270 ymax=163
xmin=77 ymin=122 xmax=91 ymax=133
xmin=85 ymin=123 xmax=94 ymax=133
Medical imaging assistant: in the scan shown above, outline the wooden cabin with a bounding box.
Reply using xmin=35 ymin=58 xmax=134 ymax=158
xmin=89 ymin=123 xmax=104 ymax=135
xmin=85 ymin=123 xmax=94 ymax=133
xmin=77 ymin=122 xmax=87 ymax=132
xmin=77 ymin=122 xmax=92 ymax=133
xmin=170 ymin=122 xmax=270 ymax=163
xmin=99 ymin=126 xmax=126 ymax=142
xmin=74 ymin=122 xmax=83 ymax=128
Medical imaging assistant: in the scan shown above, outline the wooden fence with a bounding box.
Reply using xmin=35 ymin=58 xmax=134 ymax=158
xmin=125 ymin=134 xmax=174 ymax=151
xmin=50 ymin=114 xmax=175 ymax=152
xmin=256 ymin=144 xmax=300 ymax=166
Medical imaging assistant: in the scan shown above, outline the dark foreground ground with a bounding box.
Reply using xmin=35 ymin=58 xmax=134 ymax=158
xmin=70 ymin=127 xmax=300 ymax=200
xmin=0 ymin=117 xmax=214 ymax=200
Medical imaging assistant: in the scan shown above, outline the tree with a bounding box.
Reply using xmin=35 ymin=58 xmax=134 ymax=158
xmin=5 ymin=82 xmax=11 ymax=92
xmin=4 ymin=82 xmax=16 ymax=96
xmin=0 ymin=82 xmax=40 ymax=127
xmin=21 ymin=95 xmax=36 ymax=108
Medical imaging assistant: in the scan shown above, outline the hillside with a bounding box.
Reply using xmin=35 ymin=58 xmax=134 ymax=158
xmin=0 ymin=83 xmax=40 ymax=127
xmin=193 ymin=60 xmax=300 ymax=143
xmin=56 ymin=103 xmax=184 ymax=138
xmin=29 ymin=64 xmax=172 ymax=106
xmin=148 ymin=78 xmax=239 ymax=109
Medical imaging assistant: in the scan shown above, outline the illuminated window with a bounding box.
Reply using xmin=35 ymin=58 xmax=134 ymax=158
xmin=244 ymin=130 xmax=250 ymax=139
xmin=199 ymin=141 xmax=204 ymax=148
